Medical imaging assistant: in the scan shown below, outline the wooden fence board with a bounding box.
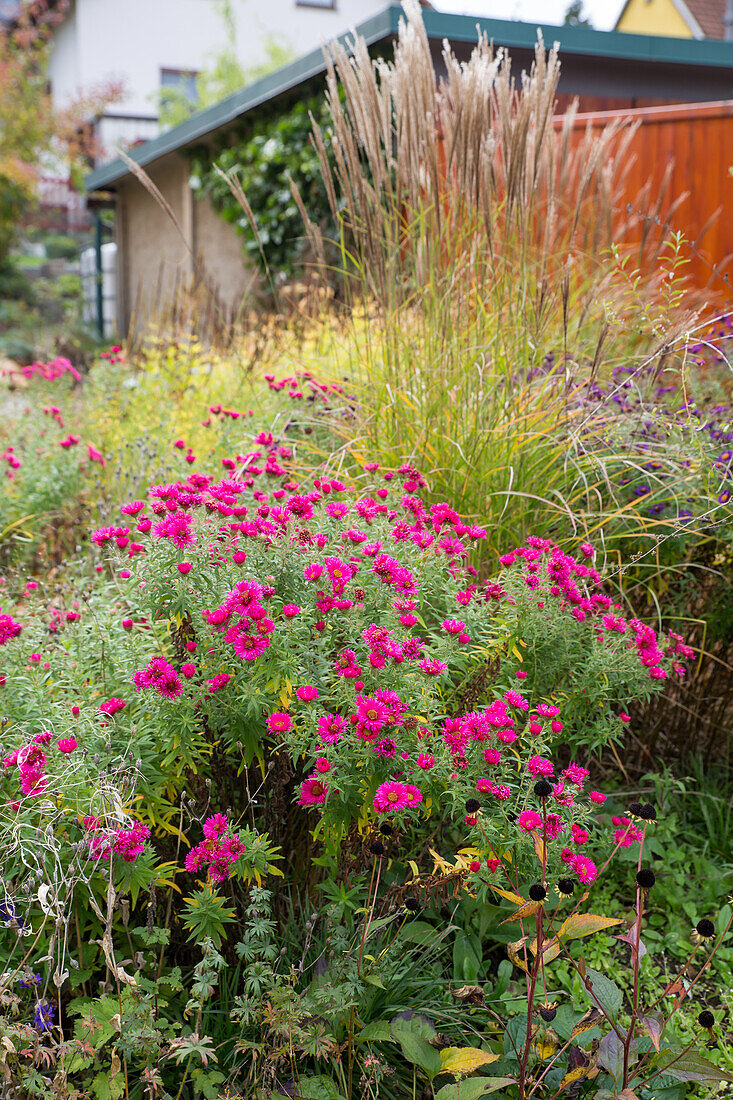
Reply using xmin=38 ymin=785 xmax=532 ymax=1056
xmin=557 ymin=100 xmax=733 ymax=298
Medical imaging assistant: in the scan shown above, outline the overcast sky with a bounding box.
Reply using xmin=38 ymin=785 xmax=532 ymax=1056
xmin=432 ymin=0 xmax=626 ymax=31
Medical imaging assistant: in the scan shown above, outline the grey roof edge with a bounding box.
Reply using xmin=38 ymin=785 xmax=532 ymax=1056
xmin=86 ymin=2 xmax=733 ymax=192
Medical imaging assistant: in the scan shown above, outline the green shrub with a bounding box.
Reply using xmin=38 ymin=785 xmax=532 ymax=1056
xmin=43 ymin=234 xmax=80 ymax=261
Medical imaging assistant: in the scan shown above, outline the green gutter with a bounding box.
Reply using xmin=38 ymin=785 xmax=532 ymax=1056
xmin=86 ymin=2 xmax=733 ymax=192
xmin=85 ymin=5 xmax=400 ymax=191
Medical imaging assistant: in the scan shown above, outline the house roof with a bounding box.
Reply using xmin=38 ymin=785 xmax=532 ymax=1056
xmin=614 ymin=0 xmax=727 ymax=38
xmin=85 ymin=2 xmax=733 ymax=193
xmin=686 ymin=0 xmax=725 ymax=37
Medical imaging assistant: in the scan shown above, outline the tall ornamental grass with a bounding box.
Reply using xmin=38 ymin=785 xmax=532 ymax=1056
xmin=284 ymin=0 xmax=707 ymax=564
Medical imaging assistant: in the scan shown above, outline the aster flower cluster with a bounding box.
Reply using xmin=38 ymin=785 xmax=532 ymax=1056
xmin=568 ymin=328 xmax=733 ymax=525
xmin=0 ymin=428 xmax=688 ymax=908
xmin=184 ymin=813 xmax=246 ymax=883
xmin=82 ymin=815 xmax=151 ymax=862
xmin=3 ymin=739 xmax=60 ymax=798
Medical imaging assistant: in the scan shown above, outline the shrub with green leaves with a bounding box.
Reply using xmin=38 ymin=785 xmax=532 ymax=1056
xmin=189 ymin=93 xmax=337 ymax=276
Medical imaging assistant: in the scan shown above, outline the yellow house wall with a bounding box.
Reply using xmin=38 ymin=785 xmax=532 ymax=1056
xmin=616 ymin=0 xmax=694 ymax=37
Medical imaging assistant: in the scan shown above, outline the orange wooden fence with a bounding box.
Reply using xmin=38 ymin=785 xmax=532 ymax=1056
xmin=556 ymin=100 xmax=733 ymax=299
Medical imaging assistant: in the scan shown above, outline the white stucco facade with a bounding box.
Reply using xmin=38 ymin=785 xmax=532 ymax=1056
xmin=48 ymin=0 xmax=387 ymax=160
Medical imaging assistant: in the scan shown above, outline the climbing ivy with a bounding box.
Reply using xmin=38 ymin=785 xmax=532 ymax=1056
xmin=188 ymin=94 xmax=337 ymax=278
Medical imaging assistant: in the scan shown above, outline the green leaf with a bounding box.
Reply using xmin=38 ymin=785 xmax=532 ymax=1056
xmin=653 ymin=1051 xmax=733 ymax=1084
xmin=400 ymin=920 xmax=444 ymax=946
xmin=435 ymin=1079 xmax=516 ymax=1099
xmin=584 ymin=967 xmax=623 ymax=1019
xmin=356 ymin=1020 xmax=392 ymax=1043
xmin=390 ymin=1018 xmax=442 ymax=1079
xmin=92 ymin=1072 xmax=125 ymax=1100
xmin=293 ymin=1076 xmax=346 ymax=1100
xmin=558 ymin=913 xmax=622 ymax=940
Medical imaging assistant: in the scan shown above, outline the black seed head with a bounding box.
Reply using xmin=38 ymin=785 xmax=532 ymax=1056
xmin=465 ymin=798 xmax=480 ymax=813
xmin=639 ymin=803 xmax=657 ymax=821
xmin=529 ymin=884 xmax=547 ymax=902
xmin=369 ymin=841 xmax=385 ymax=856
xmin=698 ymin=1010 xmax=715 ymax=1029
xmin=534 ymin=779 xmax=553 ymax=799
xmin=696 ymin=918 xmax=715 ymax=939
xmin=557 ymin=878 xmax=575 ymax=896
xmin=379 ymin=823 xmax=393 ymax=837
xmin=628 ymin=801 xmax=644 ymax=818
xmin=539 ymin=1005 xmax=557 ymax=1022
xmin=404 ymin=897 xmax=420 ymax=912
xmin=636 ymin=868 xmax=655 ymax=890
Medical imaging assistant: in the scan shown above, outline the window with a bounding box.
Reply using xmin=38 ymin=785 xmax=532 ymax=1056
xmin=296 ymin=0 xmax=335 ymax=8
xmin=160 ymin=68 xmax=199 ymax=103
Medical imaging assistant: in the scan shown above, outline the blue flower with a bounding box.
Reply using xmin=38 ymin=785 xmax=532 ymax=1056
xmin=33 ymin=1002 xmax=55 ymax=1032
xmin=19 ymin=973 xmax=42 ymax=990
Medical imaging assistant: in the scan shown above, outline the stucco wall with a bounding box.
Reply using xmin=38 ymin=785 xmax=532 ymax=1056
xmin=49 ymin=0 xmax=387 ymax=117
xmin=115 ymin=153 xmax=252 ymax=333
xmin=193 ymin=193 xmax=258 ymax=321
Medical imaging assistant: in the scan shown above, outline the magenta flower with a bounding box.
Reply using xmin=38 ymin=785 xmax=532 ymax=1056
xmin=518 ymin=810 xmax=542 ymax=833
xmin=296 ymin=686 xmax=319 ymax=702
xmin=373 ymin=780 xmax=413 ymax=813
xmin=298 ymin=777 xmax=328 ymax=806
xmin=266 ymin=712 xmax=292 ymax=733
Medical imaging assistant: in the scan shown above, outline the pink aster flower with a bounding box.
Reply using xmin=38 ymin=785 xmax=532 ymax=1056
xmin=527 ymin=755 xmax=554 ymax=777
xmin=57 ymin=738 xmax=77 ymax=754
xmin=282 ymin=604 xmax=301 ymax=617
xmin=298 ymin=776 xmax=328 ymax=806
xmin=571 ymin=854 xmax=597 ymax=884
xmin=266 ymin=711 xmax=292 ymax=733
xmin=207 ymin=673 xmax=231 ymax=693
xmin=373 ymin=780 xmax=411 ymax=813
xmin=518 ymin=810 xmax=542 ymax=833
xmin=296 ymin=685 xmax=319 ymax=702
xmin=99 ymin=697 xmax=126 ymax=715
xmin=317 ymin=714 xmax=347 ymax=744
xmin=356 ymin=695 xmax=389 ymax=733
xmin=203 ymin=813 xmax=229 ymax=840
xmin=564 ymin=763 xmax=590 ymax=788
xmin=417 ymin=753 xmax=435 ymax=769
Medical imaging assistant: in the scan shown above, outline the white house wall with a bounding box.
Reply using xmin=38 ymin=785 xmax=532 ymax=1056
xmin=48 ymin=0 xmax=388 ymax=121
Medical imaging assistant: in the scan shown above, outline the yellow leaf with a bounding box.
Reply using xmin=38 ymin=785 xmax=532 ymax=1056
xmin=528 ymin=935 xmax=561 ymax=963
xmin=570 ymin=1008 xmax=602 ymax=1039
xmin=559 ymin=1066 xmax=588 ymax=1090
xmin=559 ymin=914 xmax=622 ymax=940
xmin=532 ymin=831 xmax=547 ymax=865
xmin=440 ymin=1047 xmax=499 ymax=1075
xmin=535 ymin=1032 xmax=559 ymax=1060
xmin=507 ymin=938 xmax=529 ymax=973
xmin=500 ymin=900 xmax=541 ymax=924
xmin=407 ymin=861 xmax=420 ymax=882
xmin=487 ymin=884 xmax=526 ymax=906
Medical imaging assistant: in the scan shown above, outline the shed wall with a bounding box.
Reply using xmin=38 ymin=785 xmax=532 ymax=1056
xmin=115 ymin=154 xmax=252 ymax=333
